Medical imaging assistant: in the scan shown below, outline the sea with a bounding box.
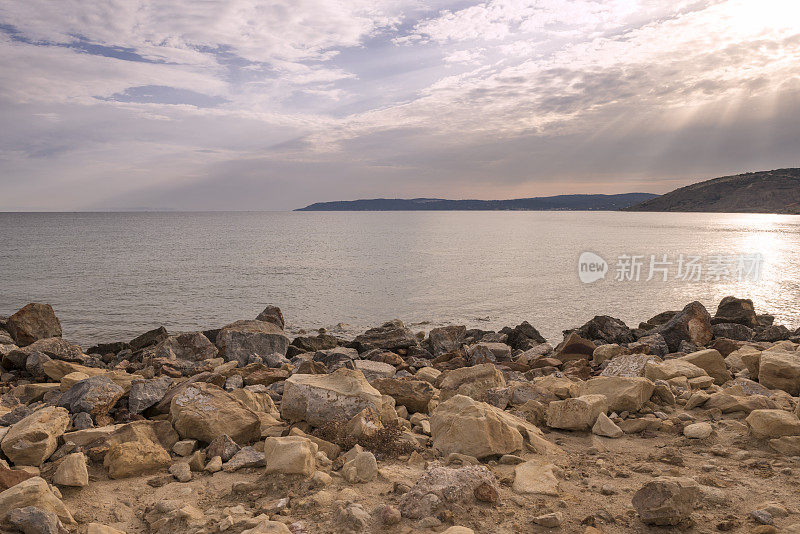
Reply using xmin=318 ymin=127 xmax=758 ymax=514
xmin=1 ymin=211 xmax=799 ymax=347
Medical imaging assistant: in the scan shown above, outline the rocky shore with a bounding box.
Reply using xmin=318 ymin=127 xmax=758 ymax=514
xmin=0 ymin=298 xmax=799 ymax=533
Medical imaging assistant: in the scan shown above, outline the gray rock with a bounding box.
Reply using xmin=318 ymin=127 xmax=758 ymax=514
xmin=7 ymin=505 xmax=62 ymax=534
xmin=712 ymin=323 xmax=754 ymax=341
xmin=206 ymin=434 xmax=240 ymax=462
xmin=72 ymin=412 xmax=94 ymax=430
xmin=154 ymin=332 xmax=218 ymax=361
xmin=129 ymin=326 xmax=168 ymax=352
xmin=222 ymin=446 xmax=265 ymax=472
xmin=25 ymin=351 xmax=53 ymax=379
xmin=128 ymin=376 xmax=173 ymax=414
xmin=216 ymin=320 xmax=289 ymax=366
xmin=354 ymin=320 xmax=417 ymax=350
xmin=428 ymin=326 xmax=466 ymax=355
xmin=601 ymin=354 xmax=657 ymax=377
xmin=632 ymin=476 xmax=699 ymax=526
xmin=57 ymin=375 xmax=124 ymax=416
xmin=224 ymin=374 xmax=244 ymax=391
xmin=399 ymin=465 xmax=498 ymax=519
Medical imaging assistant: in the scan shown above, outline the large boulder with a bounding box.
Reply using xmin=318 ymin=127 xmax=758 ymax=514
xmin=553 ymin=332 xmax=596 ymax=362
xmin=0 ymin=477 xmax=74 ymax=524
xmin=430 ymin=394 xmax=556 ymax=459
xmin=57 ymin=375 xmax=125 ymax=416
xmin=601 ymin=354 xmax=657 ymax=377
xmin=255 ymin=305 xmax=285 ymax=329
xmin=758 ymin=351 xmax=800 ymax=395
xmin=582 ymin=377 xmax=654 ymax=412
xmin=632 ymin=477 xmax=699 ymax=526
xmin=170 ymin=383 xmax=261 ymax=445
xmin=654 ymin=301 xmax=713 ymax=353
xmin=128 ymin=376 xmax=173 ymax=414
xmin=712 ymin=296 xmax=759 ymax=328
xmin=153 ymin=332 xmax=218 ymax=361
xmin=372 ymin=377 xmax=437 ymax=413
xmin=712 ymin=323 xmax=754 ymax=341
xmin=546 ymin=395 xmax=608 ymax=431
xmin=129 ymin=326 xmax=168 ymax=352
xmin=263 ymin=436 xmax=317 ymax=476
xmin=5 ymin=303 xmax=62 ymax=346
xmin=679 ymin=349 xmax=731 ymax=385
xmin=428 ymin=326 xmax=466 ymax=355
xmin=354 ymin=320 xmax=417 ymax=350
xmin=216 ymin=320 xmax=289 ymax=366
xmin=1 ymin=407 xmax=70 ymax=466
xmin=281 ymin=368 xmax=394 ymax=426
xmin=438 ymin=364 xmax=505 ymax=402
xmin=570 ymin=315 xmax=634 ymax=345
xmin=644 ymin=360 xmax=708 ymax=381
xmin=5 ymin=338 xmax=85 ymax=370
xmin=506 ymin=321 xmax=547 ymax=350
xmin=745 ymin=409 xmax=800 ymax=439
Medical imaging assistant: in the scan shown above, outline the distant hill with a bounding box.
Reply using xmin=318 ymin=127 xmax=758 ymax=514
xmin=626 ymin=168 xmax=800 ymax=214
xmin=296 ymin=193 xmax=658 ymax=211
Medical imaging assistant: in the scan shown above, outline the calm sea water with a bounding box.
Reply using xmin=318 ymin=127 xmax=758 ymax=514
xmin=1 ymin=211 xmax=799 ymax=347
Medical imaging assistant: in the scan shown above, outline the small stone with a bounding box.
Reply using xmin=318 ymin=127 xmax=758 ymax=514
xmin=381 ymin=505 xmax=401 ymax=525
xmin=683 ymin=422 xmax=713 ymax=439
xmin=533 ymin=512 xmax=564 ymax=528
xmin=52 ymin=452 xmax=89 ymax=487
xmin=172 ymin=439 xmax=197 ymax=457
xmin=169 ymin=461 xmax=192 ymax=482
xmin=205 ymin=456 xmax=223 ymax=473
xmin=592 ymin=412 xmax=623 ymax=438
xmin=474 ymin=481 xmax=499 ymax=503
xmin=750 ymin=509 xmax=774 ymax=525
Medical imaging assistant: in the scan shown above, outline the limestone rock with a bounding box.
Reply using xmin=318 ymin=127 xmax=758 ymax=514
xmin=6 ymin=303 xmax=62 ymax=347
xmin=632 ymin=476 xmax=699 ymax=526
xmin=758 ymin=351 xmax=800 ymax=395
xmin=438 ymin=363 xmax=506 ymax=402
xmin=352 ymin=359 xmax=396 ymax=381
xmin=104 ymin=439 xmax=171 ymax=479
xmin=601 ymin=353 xmax=656 ymax=377
xmin=52 ymin=452 xmax=88 ymax=487
xmin=546 ymin=394 xmax=608 ymax=431
xmin=128 ymin=376 xmax=173 ymax=414
xmin=583 ymin=377 xmax=654 ymax=412
xmin=399 ymin=465 xmax=498 ymax=519
xmin=745 ymin=409 xmax=800 ymax=439
xmin=769 ymin=436 xmax=800 ymax=455
xmin=169 ymin=461 xmax=192 ymax=482
xmin=679 ymin=349 xmax=731 ymax=385
xmin=170 ymin=382 xmax=260 ymax=445
xmin=0 ymin=477 xmax=74 ymax=524
xmin=263 ymin=436 xmax=317 ymax=476
xmin=342 ymin=451 xmax=377 ymax=483
xmin=216 ymin=320 xmax=289 ymax=366
xmin=592 ymin=412 xmax=623 ymax=438
xmin=57 ymin=375 xmax=125 ymax=416
xmin=1 ymin=407 xmax=70 ymax=466
xmin=281 ymin=368 xmax=393 ymax=426
xmin=683 ymin=422 xmax=713 ymax=439
xmin=154 ymin=332 xmax=218 ymax=361
xmin=87 ymin=523 xmax=127 ymax=534
xmin=372 ymin=377 xmax=436 ymax=413
xmin=223 ymin=446 xmax=265 ymax=472
xmin=431 ymin=394 xmax=556 ymax=459
xmin=512 ymin=461 xmax=559 ymax=495
xmin=645 ymin=359 xmax=708 ymax=381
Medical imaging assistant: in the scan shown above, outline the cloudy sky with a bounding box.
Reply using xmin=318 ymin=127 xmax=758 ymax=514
xmin=1 ymin=0 xmax=798 ymax=210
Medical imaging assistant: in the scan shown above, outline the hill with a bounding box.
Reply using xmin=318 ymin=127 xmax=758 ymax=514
xmin=296 ymin=193 xmax=658 ymax=211
xmin=626 ymin=168 xmax=800 ymax=214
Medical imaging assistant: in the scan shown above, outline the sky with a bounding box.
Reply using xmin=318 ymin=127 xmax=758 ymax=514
xmin=0 ymin=0 xmax=799 ymax=211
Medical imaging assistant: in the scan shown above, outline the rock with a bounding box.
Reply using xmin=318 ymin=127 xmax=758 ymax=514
xmin=428 ymin=325 xmax=466 ymax=355
xmin=431 ymin=394 xmax=556 ymax=459
xmin=572 ymin=315 xmax=634 ymax=344
xmin=1 ymin=407 xmax=70 ymax=466
xmin=416 ymin=366 xmax=441 ymax=384
xmin=654 ymin=301 xmax=713 ymax=353
xmin=172 ymin=439 xmax=196 ymax=457
xmin=683 ymin=422 xmax=713 ymax=439
xmin=129 ymin=326 xmax=168 ymax=352
xmin=768 ymin=436 xmax=800 ymax=455
xmin=87 ymin=524 xmax=126 ymax=534
xmin=281 ymin=368 xmax=393 ymax=426
xmin=546 ymin=394 xmax=608 ymax=431
xmin=263 ymin=436 xmax=317 ymax=476
xmin=104 ymin=439 xmax=171 ymax=479
xmin=399 ymin=465 xmax=498 ymax=519
xmin=601 ymin=353 xmax=656 ymax=377
xmin=170 ymin=382 xmax=261 ymax=445
xmin=154 ymin=332 xmax=218 ymax=361
xmin=438 ymin=363 xmax=506 ymax=402
xmin=52 ymin=452 xmax=88 ymax=486
xmin=533 ymin=512 xmax=564 ymax=528
xmin=506 ymin=321 xmax=547 ymax=350
xmin=470 ymin=342 xmax=512 ymax=362
xmin=206 ymin=434 xmax=240 ymax=462
xmin=713 ymin=296 xmax=759 ymax=328
xmin=592 ymin=412 xmax=623 ymax=438
xmin=223 ymin=446 xmax=265 ymax=472
xmin=352 ymin=359 xmax=396 ymax=381
xmin=342 ymin=451 xmax=377 ymax=483
xmin=553 ymin=332 xmax=596 ymax=362
xmin=583 ymin=377 xmax=654 ymax=412
xmin=745 ymin=409 xmax=800 ymax=439
xmin=204 ymin=455 xmax=222 ymax=473
xmin=0 ymin=464 xmax=35 ymax=491
xmin=0 ymin=477 xmax=74 ymax=524
xmin=704 ymin=392 xmax=777 ymax=413
xmin=645 ymin=359 xmax=708 ymax=381
xmin=169 ymin=461 xmax=192 ymax=482
xmin=755 ymin=325 xmax=791 ymax=342
xmin=632 ymin=476 xmax=699 ymax=526
xmin=255 ymin=305 xmax=285 ymax=329
xmin=512 ymin=461 xmax=559 ymax=495
xmin=712 ymin=323 xmax=754 ymax=341
xmin=372 ymin=377 xmax=436 ymax=413
xmin=592 ymin=343 xmax=627 ymax=365
xmin=216 ymin=320 xmax=289 ymax=366
xmin=7 ymin=505 xmax=62 ymax=534
xmin=679 ymin=349 xmax=731 ymax=385
xmin=442 ymin=528 xmax=475 ymax=534
xmin=106 ymin=420 xmax=180 ymax=451
xmin=758 ymin=351 xmax=800 ymax=395
xmin=241 ymin=520 xmax=292 ymax=534
xmin=6 ymin=304 xmax=62 ymax=346
xmin=354 ymin=319 xmax=417 ymax=350
xmin=128 ymin=376 xmax=173 ymax=414
xmin=42 ymin=360 xmax=104 ymax=381
xmin=57 ymin=375 xmax=125 ymax=416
